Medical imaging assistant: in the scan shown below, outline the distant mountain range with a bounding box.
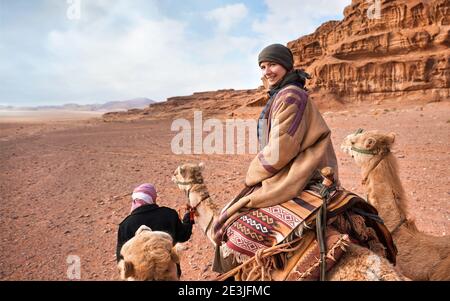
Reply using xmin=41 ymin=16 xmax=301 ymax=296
xmin=0 ymin=98 xmax=155 ymax=112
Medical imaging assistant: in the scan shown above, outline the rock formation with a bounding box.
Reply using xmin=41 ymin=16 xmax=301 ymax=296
xmin=103 ymin=88 xmax=267 ymax=121
xmin=288 ymin=0 xmax=450 ymax=103
xmin=104 ymin=0 xmax=449 ymax=121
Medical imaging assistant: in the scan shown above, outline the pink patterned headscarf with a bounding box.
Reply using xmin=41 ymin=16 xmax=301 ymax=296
xmin=130 ymin=183 xmax=157 ymax=213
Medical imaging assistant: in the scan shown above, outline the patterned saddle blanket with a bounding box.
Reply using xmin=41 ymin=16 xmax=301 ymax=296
xmin=222 ymin=189 xmax=353 ymax=262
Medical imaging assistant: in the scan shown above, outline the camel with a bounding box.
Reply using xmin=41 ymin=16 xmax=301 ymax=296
xmin=341 ymin=129 xmax=450 ymax=280
xmin=171 ymin=162 xmax=408 ymax=281
xmin=117 ymin=225 xmax=180 ymax=281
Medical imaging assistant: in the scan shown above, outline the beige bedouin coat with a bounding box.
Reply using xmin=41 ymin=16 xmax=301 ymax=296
xmin=217 ymin=85 xmax=339 ymax=225
xmin=246 ymin=85 xmax=338 ymax=204
xmin=212 ymin=84 xmax=340 ymax=272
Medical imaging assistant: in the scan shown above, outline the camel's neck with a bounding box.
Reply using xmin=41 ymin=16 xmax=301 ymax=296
xmin=362 ymin=153 xmax=412 ymax=232
xmin=188 ymin=184 xmax=219 ymax=246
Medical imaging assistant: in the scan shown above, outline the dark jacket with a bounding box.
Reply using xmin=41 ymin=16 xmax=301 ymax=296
xmin=116 ymin=204 xmax=193 ymax=262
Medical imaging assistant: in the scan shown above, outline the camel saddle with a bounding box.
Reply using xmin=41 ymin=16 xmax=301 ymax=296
xmin=218 ymin=169 xmax=397 ymax=280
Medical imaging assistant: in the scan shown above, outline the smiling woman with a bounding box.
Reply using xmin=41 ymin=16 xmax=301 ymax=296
xmin=260 ymin=62 xmax=287 ymax=87
xmin=212 ymin=43 xmax=340 ymax=273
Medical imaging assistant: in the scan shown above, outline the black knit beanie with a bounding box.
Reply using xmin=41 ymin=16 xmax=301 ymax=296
xmin=258 ymin=44 xmax=294 ymax=71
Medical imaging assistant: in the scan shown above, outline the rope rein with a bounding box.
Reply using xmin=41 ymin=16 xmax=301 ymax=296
xmin=360 ymin=151 xmax=389 ymax=185
xmin=215 ymin=167 xmax=336 ymax=282
xmin=215 ymin=236 xmax=304 ymax=281
xmin=350 ymin=128 xmax=389 ymax=185
xmin=353 ymin=129 xmax=408 ymax=236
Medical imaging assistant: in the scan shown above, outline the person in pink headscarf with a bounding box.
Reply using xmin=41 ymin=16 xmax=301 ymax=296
xmin=116 ymin=183 xmax=193 ymax=276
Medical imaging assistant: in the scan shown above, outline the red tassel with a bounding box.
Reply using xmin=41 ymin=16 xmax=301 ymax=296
xmin=185 ymin=204 xmax=195 ymax=223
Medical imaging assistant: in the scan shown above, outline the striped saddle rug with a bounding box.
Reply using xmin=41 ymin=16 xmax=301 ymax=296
xmin=222 ymin=189 xmax=353 ymax=263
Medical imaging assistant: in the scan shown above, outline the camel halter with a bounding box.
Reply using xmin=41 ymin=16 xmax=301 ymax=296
xmin=351 ymin=146 xmax=378 ymax=155
xmin=174 ymin=179 xmax=201 ymax=186
xmin=360 ymin=151 xmax=390 ymax=185
xmin=350 ymin=128 xmax=379 ymax=156
xmin=186 ymin=187 xmax=210 ymax=219
xmin=185 ymin=184 xmax=215 ymax=236
xmin=351 ymin=128 xmax=389 ymax=185
xmin=174 ymin=178 xmax=206 ymax=207
xmin=176 ymin=178 xmax=210 ymax=223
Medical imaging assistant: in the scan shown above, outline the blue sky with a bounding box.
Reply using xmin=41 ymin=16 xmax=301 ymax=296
xmin=0 ymin=0 xmax=350 ymax=106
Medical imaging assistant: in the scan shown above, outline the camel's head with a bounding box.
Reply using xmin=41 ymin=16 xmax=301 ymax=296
xmin=171 ymin=162 xmax=205 ymax=192
xmin=341 ymin=129 xmax=396 ymax=166
xmin=118 ymin=225 xmax=180 ymax=281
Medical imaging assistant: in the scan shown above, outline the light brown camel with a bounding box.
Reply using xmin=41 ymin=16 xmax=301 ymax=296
xmin=117 ymin=225 xmax=180 ymax=281
xmin=341 ymin=129 xmax=450 ymax=280
xmin=171 ymin=162 xmax=408 ymax=281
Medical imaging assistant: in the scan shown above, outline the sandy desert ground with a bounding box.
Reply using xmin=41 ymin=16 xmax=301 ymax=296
xmin=0 ymin=100 xmax=449 ymax=280
xmin=0 ymin=110 xmax=104 ymax=123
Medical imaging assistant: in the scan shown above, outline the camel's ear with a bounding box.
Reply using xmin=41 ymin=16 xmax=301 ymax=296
xmin=179 ymin=165 xmax=186 ymax=177
xmin=364 ymin=137 xmax=377 ymax=150
xmin=386 ymin=132 xmax=396 ymax=144
xmin=135 ymin=225 xmax=152 ymax=236
xmin=198 ymin=162 xmax=205 ymax=171
xmin=118 ymin=260 xmax=135 ymax=280
xmin=123 ymin=260 xmax=135 ymax=279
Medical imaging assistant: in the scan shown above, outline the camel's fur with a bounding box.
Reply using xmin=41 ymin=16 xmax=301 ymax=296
xmin=117 ymin=225 xmax=179 ymax=281
xmin=172 ymin=162 xmax=408 ymax=281
xmin=341 ymin=130 xmax=450 ymax=280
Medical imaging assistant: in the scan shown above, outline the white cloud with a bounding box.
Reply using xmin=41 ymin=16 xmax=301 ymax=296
xmin=205 ymin=3 xmax=248 ymax=32
xmin=252 ymin=0 xmax=349 ymax=45
xmin=40 ymin=3 xmax=260 ymax=104
xmin=1 ymin=0 xmax=352 ymax=106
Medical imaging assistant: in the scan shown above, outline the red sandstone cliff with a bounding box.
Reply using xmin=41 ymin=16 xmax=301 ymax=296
xmin=103 ymin=88 xmax=267 ymax=121
xmin=288 ymin=0 xmax=449 ymax=103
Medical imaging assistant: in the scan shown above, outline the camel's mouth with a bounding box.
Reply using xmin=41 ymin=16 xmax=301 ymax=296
xmin=340 ymin=144 xmax=356 ymax=159
xmin=340 ymin=144 xmax=351 ymax=154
